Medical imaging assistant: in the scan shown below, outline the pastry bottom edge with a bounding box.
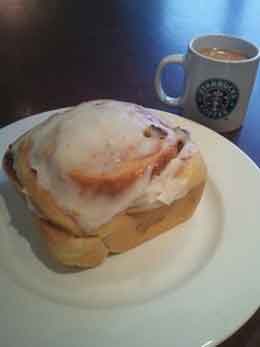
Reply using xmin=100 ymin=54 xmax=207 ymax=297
xmin=36 ymin=182 xmax=205 ymax=269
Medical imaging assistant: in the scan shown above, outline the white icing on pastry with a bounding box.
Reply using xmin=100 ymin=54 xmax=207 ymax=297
xmin=30 ymin=101 xmax=174 ymax=176
xmin=130 ymin=142 xmax=198 ymax=210
xmin=15 ymin=100 xmax=198 ymax=232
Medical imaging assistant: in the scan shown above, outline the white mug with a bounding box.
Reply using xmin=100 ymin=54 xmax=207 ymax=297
xmin=155 ymin=34 xmax=260 ymax=132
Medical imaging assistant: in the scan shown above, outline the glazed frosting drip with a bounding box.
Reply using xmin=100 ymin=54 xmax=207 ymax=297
xmin=15 ymin=100 xmax=198 ymax=232
xmin=30 ymin=101 xmax=176 ymax=176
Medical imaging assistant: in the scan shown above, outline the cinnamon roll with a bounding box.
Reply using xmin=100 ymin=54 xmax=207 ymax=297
xmin=3 ymin=100 xmax=207 ymax=268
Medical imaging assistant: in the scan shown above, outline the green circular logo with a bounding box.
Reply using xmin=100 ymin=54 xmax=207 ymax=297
xmin=196 ymin=78 xmax=239 ymax=119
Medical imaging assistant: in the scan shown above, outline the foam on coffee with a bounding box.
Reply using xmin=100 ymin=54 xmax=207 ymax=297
xmin=198 ymin=47 xmax=248 ymax=61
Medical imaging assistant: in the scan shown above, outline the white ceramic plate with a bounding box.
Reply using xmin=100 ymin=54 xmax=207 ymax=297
xmin=0 ymin=108 xmax=260 ymax=347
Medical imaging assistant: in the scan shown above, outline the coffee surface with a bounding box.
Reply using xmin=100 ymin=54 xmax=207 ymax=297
xmin=198 ymin=47 xmax=248 ymax=61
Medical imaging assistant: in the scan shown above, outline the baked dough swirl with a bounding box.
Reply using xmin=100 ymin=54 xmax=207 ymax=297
xmin=3 ymin=100 xmax=207 ymax=268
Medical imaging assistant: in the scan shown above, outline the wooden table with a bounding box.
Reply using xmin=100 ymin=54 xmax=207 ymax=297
xmin=1 ymin=1 xmax=260 ymax=346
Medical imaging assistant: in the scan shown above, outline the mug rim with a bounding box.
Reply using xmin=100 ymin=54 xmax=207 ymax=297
xmin=189 ymin=33 xmax=260 ymax=64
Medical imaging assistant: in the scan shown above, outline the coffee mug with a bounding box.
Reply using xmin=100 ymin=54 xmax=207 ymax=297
xmin=155 ymin=34 xmax=260 ymax=132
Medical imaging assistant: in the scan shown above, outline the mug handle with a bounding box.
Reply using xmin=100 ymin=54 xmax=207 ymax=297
xmin=154 ymin=54 xmax=185 ymax=107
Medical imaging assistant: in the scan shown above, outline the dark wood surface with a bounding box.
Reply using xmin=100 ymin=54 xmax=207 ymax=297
xmin=1 ymin=1 xmax=260 ymax=346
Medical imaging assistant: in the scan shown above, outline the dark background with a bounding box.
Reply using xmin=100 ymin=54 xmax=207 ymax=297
xmin=0 ymin=1 xmax=260 ymax=346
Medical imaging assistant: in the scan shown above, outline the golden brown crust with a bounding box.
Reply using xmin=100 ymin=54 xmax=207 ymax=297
xmin=36 ymin=182 xmax=205 ymax=267
xmin=38 ymin=220 xmax=109 ymax=268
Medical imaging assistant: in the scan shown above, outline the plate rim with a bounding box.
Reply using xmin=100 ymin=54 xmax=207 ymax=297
xmin=1 ymin=106 xmax=260 ymax=347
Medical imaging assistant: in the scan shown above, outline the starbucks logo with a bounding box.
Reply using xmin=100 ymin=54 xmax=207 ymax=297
xmin=196 ymin=78 xmax=239 ymax=119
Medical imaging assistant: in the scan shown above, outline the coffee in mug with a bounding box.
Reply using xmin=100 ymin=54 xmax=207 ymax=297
xmin=155 ymin=34 xmax=260 ymax=133
xmin=198 ymin=47 xmax=248 ymax=61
